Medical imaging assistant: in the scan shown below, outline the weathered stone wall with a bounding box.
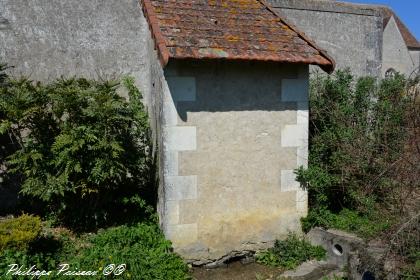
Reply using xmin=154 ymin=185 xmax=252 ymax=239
xmin=267 ymin=0 xmax=383 ymax=77
xmin=161 ymin=61 xmax=309 ymax=264
xmin=382 ymin=17 xmax=418 ymax=77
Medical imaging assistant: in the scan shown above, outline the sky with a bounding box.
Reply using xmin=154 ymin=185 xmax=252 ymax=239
xmin=343 ymin=0 xmax=420 ymax=40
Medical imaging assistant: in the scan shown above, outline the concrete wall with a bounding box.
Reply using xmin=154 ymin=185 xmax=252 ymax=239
xmin=382 ymin=16 xmax=417 ymax=77
xmin=267 ymin=0 xmax=383 ymax=77
xmin=160 ymin=61 xmax=309 ymax=264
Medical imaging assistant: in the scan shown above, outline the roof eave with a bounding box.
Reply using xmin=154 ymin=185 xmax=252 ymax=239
xmin=141 ymin=0 xmax=335 ymax=73
xmin=166 ymin=56 xmax=334 ymax=74
xmin=141 ymin=0 xmax=170 ymax=67
xmin=320 ymin=63 xmax=335 ymax=74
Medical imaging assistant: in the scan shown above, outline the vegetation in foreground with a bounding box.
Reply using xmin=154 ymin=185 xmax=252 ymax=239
xmin=0 ymin=215 xmax=190 ymax=279
xmin=1 ymin=64 xmax=418 ymax=279
xmin=0 ymin=65 xmax=155 ymax=230
xmin=256 ymin=234 xmax=326 ymax=270
xmin=0 ymin=64 xmax=189 ymax=279
xmin=297 ymin=70 xmax=419 ymax=278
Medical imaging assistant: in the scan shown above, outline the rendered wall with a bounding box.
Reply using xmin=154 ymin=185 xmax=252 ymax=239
xmin=0 ymin=0 xmax=154 ymax=105
xmin=382 ymin=17 xmax=417 ymax=77
xmin=267 ymin=0 xmax=383 ymax=76
xmin=161 ymin=61 xmax=309 ymax=264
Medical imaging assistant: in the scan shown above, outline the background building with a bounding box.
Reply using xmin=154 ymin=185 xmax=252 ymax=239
xmin=268 ymin=0 xmax=420 ymax=77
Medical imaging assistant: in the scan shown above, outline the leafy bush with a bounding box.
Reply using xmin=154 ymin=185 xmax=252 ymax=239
xmin=0 ymin=222 xmax=190 ymax=280
xmin=256 ymin=234 xmax=326 ymax=270
xmin=301 ymin=208 xmax=392 ymax=239
xmin=70 ymin=222 xmax=190 ymax=279
xmin=0 ymin=248 xmax=59 ymax=279
xmin=0 ymin=214 xmax=42 ymax=251
xmin=400 ymin=263 xmax=420 ymax=280
xmin=297 ymin=70 xmax=416 ymax=236
xmin=0 ymin=71 xmax=153 ymax=229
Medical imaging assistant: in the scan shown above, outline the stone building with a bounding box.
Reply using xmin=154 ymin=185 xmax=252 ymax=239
xmin=380 ymin=7 xmax=420 ymax=78
xmin=0 ymin=0 xmax=336 ymax=264
xmin=267 ymin=0 xmax=420 ymax=77
xmin=0 ymin=0 xmax=418 ymax=264
xmin=141 ymin=0 xmax=334 ymax=264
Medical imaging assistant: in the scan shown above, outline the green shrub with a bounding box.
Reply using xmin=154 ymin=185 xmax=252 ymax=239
xmin=256 ymin=234 xmax=326 ymax=270
xmin=0 ymin=214 xmax=42 ymax=251
xmin=0 ymin=249 xmax=59 ymax=279
xmin=301 ymin=208 xmax=392 ymax=239
xmin=70 ymin=222 xmax=190 ymax=279
xmin=296 ymin=70 xmax=415 ymax=236
xmin=0 ymin=73 xmax=153 ymax=229
xmin=0 ymin=222 xmax=189 ymax=280
xmin=400 ymin=261 xmax=420 ymax=280
xmin=297 ymin=70 xmax=409 ymax=212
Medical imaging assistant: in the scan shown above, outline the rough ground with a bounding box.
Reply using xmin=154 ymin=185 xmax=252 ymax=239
xmin=191 ymin=261 xmax=283 ymax=280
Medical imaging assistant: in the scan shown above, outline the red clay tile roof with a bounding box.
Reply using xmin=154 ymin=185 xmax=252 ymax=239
xmin=381 ymin=7 xmax=420 ymax=50
xmin=141 ymin=0 xmax=335 ymax=73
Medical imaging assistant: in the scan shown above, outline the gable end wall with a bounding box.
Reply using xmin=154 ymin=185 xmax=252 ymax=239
xmin=382 ymin=16 xmax=417 ymax=76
